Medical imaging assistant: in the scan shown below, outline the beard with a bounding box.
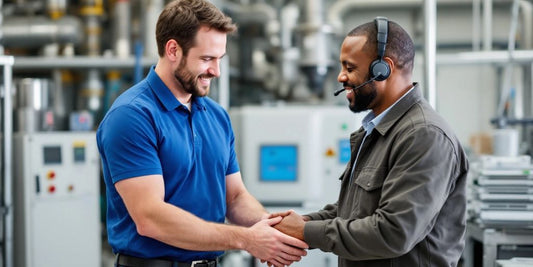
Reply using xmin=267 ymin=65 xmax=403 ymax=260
xmin=173 ymin=57 xmax=213 ymax=97
xmin=348 ymin=75 xmax=377 ymax=113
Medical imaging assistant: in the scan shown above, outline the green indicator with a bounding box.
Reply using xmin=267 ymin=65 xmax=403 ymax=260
xmin=523 ymin=169 xmax=530 ymax=175
xmin=341 ymin=123 xmax=348 ymax=131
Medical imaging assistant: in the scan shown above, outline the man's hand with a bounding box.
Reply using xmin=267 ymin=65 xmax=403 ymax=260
xmin=268 ymin=210 xmax=311 ymax=222
xmin=273 ymin=211 xmax=306 ymax=241
xmin=245 ymin=216 xmax=308 ymax=267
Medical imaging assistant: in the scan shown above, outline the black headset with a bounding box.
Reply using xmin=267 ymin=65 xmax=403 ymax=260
xmin=369 ymin=16 xmax=391 ymax=81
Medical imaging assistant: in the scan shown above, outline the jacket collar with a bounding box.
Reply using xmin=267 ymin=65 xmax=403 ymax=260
xmin=374 ymin=82 xmax=422 ymax=136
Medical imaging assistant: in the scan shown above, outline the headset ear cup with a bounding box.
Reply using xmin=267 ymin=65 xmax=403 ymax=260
xmin=370 ymin=59 xmax=390 ymax=81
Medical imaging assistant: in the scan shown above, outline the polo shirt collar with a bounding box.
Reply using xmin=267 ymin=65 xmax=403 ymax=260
xmin=146 ymin=65 xmax=207 ymax=112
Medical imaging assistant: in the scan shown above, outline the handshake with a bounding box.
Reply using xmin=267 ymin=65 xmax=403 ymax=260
xmin=246 ymin=210 xmax=310 ymax=267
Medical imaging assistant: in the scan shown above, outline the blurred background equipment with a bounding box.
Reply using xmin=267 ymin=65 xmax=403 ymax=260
xmin=230 ymin=105 xmax=364 ymax=208
xmin=13 ymin=132 xmax=100 ymax=267
xmin=1 ymin=0 xmax=533 ymax=267
xmin=230 ymin=105 xmax=364 ymax=266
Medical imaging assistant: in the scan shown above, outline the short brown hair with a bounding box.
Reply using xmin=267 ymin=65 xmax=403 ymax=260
xmin=155 ymin=0 xmax=237 ymax=57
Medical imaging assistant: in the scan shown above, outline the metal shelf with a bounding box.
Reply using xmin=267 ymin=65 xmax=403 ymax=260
xmin=12 ymin=56 xmax=158 ymax=70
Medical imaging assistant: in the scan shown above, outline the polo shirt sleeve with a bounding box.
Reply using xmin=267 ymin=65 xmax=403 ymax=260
xmin=226 ymin=117 xmax=240 ymax=176
xmin=99 ymin=105 xmax=162 ymax=183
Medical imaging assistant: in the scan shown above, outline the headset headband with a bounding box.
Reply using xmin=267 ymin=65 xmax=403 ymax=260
xmin=375 ymin=16 xmax=388 ymax=60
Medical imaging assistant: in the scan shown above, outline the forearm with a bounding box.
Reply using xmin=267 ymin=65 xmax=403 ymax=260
xmin=136 ymin=201 xmax=251 ymax=251
xmin=226 ymin=190 xmax=268 ymax=226
xmin=305 ymin=202 xmax=338 ymax=221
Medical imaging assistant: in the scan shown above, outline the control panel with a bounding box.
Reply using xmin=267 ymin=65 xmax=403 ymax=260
xmin=13 ymin=132 xmax=101 ymax=267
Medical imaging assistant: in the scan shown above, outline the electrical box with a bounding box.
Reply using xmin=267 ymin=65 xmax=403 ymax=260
xmin=13 ymin=132 xmax=101 ymax=267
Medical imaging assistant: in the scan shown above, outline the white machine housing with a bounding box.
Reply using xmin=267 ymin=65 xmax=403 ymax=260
xmin=230 ymin=105 xmax=365 ymax=208
xmin=13 ymin=132 xmax=101 ymax=267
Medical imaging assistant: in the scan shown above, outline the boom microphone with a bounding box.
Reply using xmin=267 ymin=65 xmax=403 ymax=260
xmin=333 ymin=74 xmax=380 ymax=96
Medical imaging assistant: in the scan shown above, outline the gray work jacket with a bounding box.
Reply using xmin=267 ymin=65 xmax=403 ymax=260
xmin=304 ymin=84 xmax=469 ymax=267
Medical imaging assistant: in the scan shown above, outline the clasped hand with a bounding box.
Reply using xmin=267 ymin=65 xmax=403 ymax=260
xmin=255 ymin=210 xmax=309 ymax=267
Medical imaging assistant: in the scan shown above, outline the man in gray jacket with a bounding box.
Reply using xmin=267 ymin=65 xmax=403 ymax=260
xmin=272 ymin=17 xmax=469 ymax=267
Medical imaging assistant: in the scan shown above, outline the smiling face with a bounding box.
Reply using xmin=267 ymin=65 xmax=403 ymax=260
xmin=173 ymin=26 xmax=227 ymax=97
xmin=337 ymin=35 xmax=379 ymax=113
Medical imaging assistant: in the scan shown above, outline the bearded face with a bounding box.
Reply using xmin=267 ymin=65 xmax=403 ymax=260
xmin=348 ymin=72 xmax=378 ymax=113
xmin=173 ymin=56 xmax=215 ymax=97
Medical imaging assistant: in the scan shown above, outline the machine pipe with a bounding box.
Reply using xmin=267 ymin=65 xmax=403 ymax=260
xmin=424 ymin=0 xmax=437 ymax=109
xmin=473 ymin=0 xmax=482 ymax=50
xmin=519 ymin=0 xmax=532 ymax=49
xmin=0 ymin=16 xmax=82 ymax=48
xmin=223 ymin=2 xmax=276 ymax=23
xmin=1 ymin=55 xmax=15 ymax=267
xmin=112 ymin=0 xmax=131 ymax=58
xmin=327 ymin=0 xmax=422 ymax=33
xmin=437 ymin=50 xmax=533 ymax=65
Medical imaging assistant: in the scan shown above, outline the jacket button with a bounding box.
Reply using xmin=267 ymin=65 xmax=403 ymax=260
xmin=367 ymin=182 xmax=371 ymax=186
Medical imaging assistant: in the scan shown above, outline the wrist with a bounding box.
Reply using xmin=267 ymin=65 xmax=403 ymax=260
xmin=234 ymin=226 xmax=252 ymax=251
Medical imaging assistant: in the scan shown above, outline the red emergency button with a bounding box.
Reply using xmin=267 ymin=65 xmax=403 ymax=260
xmin=48 ymin=185 xmax=56 ymax=193
xmin=47 ymin=170 xmax=56 ymax=180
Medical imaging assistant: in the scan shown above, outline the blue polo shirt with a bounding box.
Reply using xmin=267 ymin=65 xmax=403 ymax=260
xmin=96 ymin=66 xmax=240 ymax=261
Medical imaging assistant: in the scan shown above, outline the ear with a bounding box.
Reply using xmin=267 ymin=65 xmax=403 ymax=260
xmin=165 ymin=39 xmax=182 ymax=63
xmin=384 ymin=56 xmax=395 ymax=74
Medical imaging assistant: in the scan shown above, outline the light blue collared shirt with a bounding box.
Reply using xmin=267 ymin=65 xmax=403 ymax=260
xmin=351 ymin=86 xmax=415 ymax=178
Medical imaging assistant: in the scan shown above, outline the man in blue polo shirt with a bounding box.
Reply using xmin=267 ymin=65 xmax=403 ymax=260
xmin=96 ymin=1 xmax=308 ymax=266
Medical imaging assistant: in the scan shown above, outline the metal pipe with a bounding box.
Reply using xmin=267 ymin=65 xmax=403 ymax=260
xmin=524 ymin=62 xmax=533 ymax=118
xmin=1 ymin=55 xmax=15 ymax=267
xmin=519 ymin=0 xmax=532 ymax=49
xmin=46 ymin=0 xmax=67 ymax=19
xmin=473 ymin=0 xmax=482 ymax=50
xmin=1 ymin=0 xmax=4 ymax=54
xmin=327 ymin=0 xmax=422 ymax=33
xmin=12 ymin=55 xmax=157 ymax=69
xmin=223 ymin=2 xmax=276 ymax=23
xmin=298 ymin=0 xmax=330 ymax=67
xmin=80 ymin=0 xmax=104 ymax=56
xmin=437 ymin=50 xmax=533 ymax=65
xmin=0 ymin=16 xmax=82 ymax=48
xmin=219 ymin=56 xmax=229 ymax=110
xmin=424 ymin=0 xmax=437 ymax=109
xmin=496 ymin=0 xmax=521 ymax=117
xmin=141 ymin=0 xmax=163 ymax=58
xmin=483 ymin=0 xmax=493 ymax=51
xmin=112 ymin=0 xmax=131 ymax=58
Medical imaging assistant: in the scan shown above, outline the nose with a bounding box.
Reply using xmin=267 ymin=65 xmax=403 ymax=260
xmin=208 ymin=60 xmax=221 ymax=77
xmin=337 ymin=72 xmax=347 ymax=83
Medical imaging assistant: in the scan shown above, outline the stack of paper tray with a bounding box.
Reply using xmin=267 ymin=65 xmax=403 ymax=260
xmin=468 ymin=155 xmax=533 ymax=228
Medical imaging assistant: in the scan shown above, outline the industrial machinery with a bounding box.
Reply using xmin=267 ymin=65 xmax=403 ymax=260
xmin=231 ymin=105 xmax=365 ymax=208
xmin=230 ymin=105 xmax=365 ymax=266
xmin=464 ymin=155 xmax=533 ymax=267
xmin=468 ymin=155 xmax=533 ymax=227
xmin=13 ymin=132 xmax=100 ymax=267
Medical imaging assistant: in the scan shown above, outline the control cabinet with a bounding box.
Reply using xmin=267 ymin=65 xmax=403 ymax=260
xmin=13 ymin=132 xmax=101 ymax=267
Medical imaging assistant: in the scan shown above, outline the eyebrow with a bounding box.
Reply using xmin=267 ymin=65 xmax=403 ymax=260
xmin=341 ymin=60 xmax=355 ymax=67
xmin=202 ymin=53 xmax=226 ymax=59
